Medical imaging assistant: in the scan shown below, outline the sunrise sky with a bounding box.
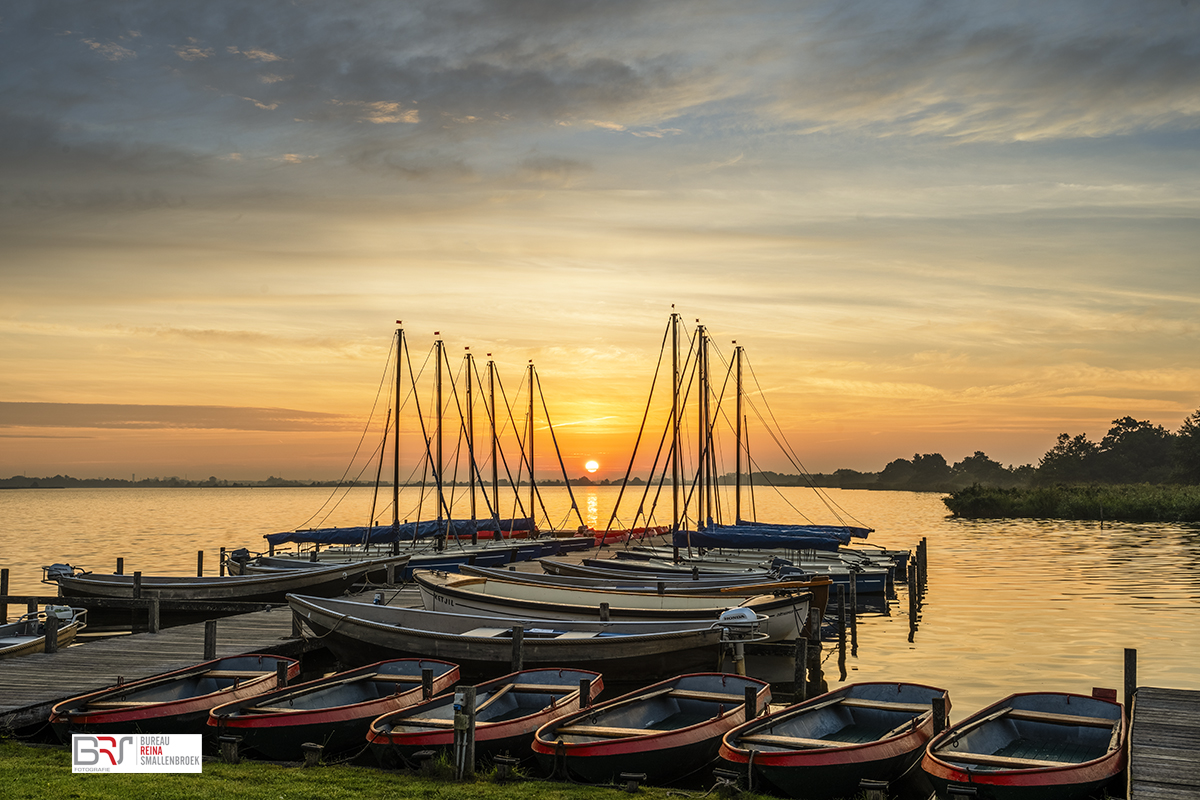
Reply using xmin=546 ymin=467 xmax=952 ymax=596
xmin=2 ymin=1 xmax=1199 ymax=482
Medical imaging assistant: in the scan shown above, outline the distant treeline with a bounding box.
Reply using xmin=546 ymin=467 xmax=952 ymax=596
xmin=943 ymin=483 xmax=1200 ymax=521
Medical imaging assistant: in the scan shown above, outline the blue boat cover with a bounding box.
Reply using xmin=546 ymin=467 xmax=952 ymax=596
xmin=264 ymin=517 xmax=534 ymax=546
xmin=672 ymin=521 xmax=872 ymax=551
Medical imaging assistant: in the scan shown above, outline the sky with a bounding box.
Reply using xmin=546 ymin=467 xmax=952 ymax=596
xmin=2 ymin=0 xmax=1199 ymax=482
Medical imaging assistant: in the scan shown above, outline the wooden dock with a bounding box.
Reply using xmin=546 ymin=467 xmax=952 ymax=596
xmin=0 ymin=605 xmax=310 ymax=732
xmin=1129 ymin=687 xmax=1200 ymax=800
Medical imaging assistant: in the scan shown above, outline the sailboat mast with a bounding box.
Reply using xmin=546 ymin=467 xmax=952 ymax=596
xmin=527 ymin=360 xmax=535 ymax=531
xmin=671 ymin=311 xmax=680 ymax=558
xmin=488 ymin=356 xmax=499 ymax=516
xmin=465 ymin=348 xmax=476 ymax=523
xmin=735 ymin=341 xmax=743 ymax=524
xmin=703 ymin=326 xmax=714 ymax=528
xmin=696 ymin=323 xmax=706 ymax=532
xmin=393 ymin=323 xmax=403 ymax=528
xmin=435 ymin=332 xmax=444 ymax=523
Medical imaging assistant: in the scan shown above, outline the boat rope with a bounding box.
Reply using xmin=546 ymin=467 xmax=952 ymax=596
xmin=534 ymin=369 xmax=586 ymax=530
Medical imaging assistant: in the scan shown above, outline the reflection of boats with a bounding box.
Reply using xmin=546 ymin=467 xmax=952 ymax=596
xmin=531 ymin=672 xmax=771 ymax=785
xmin=42 ymin=561 xmax=374 ymax=604
xmin=287 ymin=594 xmax=732 ymax=684
xmin=208 ymin=658 xmax=459 ymax=761
xmin=0 ymin=606 xmax=86 ymax=660
xmin=719 ymin=682 xmax=949 ymax=799
xmin=367 ymin=667 xmax=602 ymax=768
xmin=50 ymin=654 xmax=299 ymax=740
xmin=920 ymin=690 xmax=1127 ymax=800
xmin=413 ymin=569 xmax=811 ymax=642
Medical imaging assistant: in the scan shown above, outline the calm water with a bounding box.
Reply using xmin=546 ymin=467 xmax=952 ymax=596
xmin=3 ymin=485 xmax=1198 ymax=719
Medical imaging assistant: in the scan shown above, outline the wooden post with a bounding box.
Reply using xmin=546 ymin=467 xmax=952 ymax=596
xmin=219 ymin=735 xmax=242 ymax=764
xmin=453 ymin=685 xmax=477 ymax=780
xmin=204 ymin=619 xmax=217 ymax=659
xmin=44 ymin=610 xmax=60 ymax=654
xmin=744 ymin=685 xmax=757 ymax=722
xmin=1 ymin=568 xmax=7 ymax=624
xmin=116 ymin=557 xmax=123 ymax=575
xmin=860 ymin=779 xmax=889 ymax=800
xmin=291 ymin=609 xmax=303 ymax=638
xmin=197 ymin=550 xmax=204 ymax=577
xmin=148 ymin=598 xmax=160 ymax=634
xmin=268 ymin=541 xmax=275 ymax=556
xmin=599 ymin=602 xmax=610 ymax=621
xmin=301 ymin=742 xmax=323 ymax=767
xmin=919 ymin=537 xmax=928 ymax=591
xmin=849 ymin=571 xmax=858 ymax=653
xmin=809 ymin=607 xmax=821 ymax=643
xmin=276 ymin=659 xmax=289 ymax=688
xmin=933 ymin=696 xmax=948 ymax=734
xmin=422 ymin=668 xmax=433 ymax=700
xmin=793 ymin=637 xmax=808 ymax=703
xmin=132 ymin=571 xmax=142 ymax=600
xmin=511 ymin=625 xmax=524 ymax=672
xmin=219 ymin=547 xmax=226 ymax=577
xmin=837 ymin=584 xmax=847 ymax=653
xmin=580 ymin=677 xmax=591 ymax=709
xmin=1124 ymin=647 xmax=1137 ymax=712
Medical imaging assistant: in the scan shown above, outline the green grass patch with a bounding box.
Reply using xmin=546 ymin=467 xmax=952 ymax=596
xmin=943 ymin=483 xmax=1200 ymax=521
xmin=0 ymin=740 xmax=775 ymax=800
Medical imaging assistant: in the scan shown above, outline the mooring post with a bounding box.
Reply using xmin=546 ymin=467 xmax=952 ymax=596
xmin=599 ymin=602 xmax=610 ymax=621
xmin=1 ymin=568 xmax=8 ymax=623
xmin=197 ymin=550 xmax=204 ymax=577
xmin=132 ymin=571 xmax=142 ymax=600
xmin=860 ymin=779 xmax=889 ymax=800
xmin=44 ymin=610 xmax=60 ymax=654
xmin=744 ymin=685 xmax=757 ymax=722
xmin=218 ymin=735 xmax=242 ymax=764
xmin=511 ymin=624 xmax=525 ymax=672
xmin=793 ymin=637 xmax=808 ymax=703
xmin=933 ymin=695 xmax=948 ymax=734
xmin=580 ymin=677 xmax=591 ymax=709
xmin=115 ymin=557 xmax=123 ymax=575
xmin=276 ymin=659 xmax=288 ymax=688
xmin=837 ymin=584 xmax=847 ymax=653
xmin=291 ymin=609 xmax=303 ymax=638
xmin=422 ymin=668 xmax=434 ymax=700
xmin=300 ymin=742 xmax=323 ymax=767
xmin=1124 ymin=647 xmax=1138 ymax=712
xmin=148 ymin=598 xmax=160 ymax=634
xmin=219 ymin=547 xmax=226 ymax=577
xmin=204 ymin=619 xmax=217 ymax=659
xmin=849 ymin=571 xmax=858 ymax=653
xmin=453 ymin=685 xmax=477 ymax=780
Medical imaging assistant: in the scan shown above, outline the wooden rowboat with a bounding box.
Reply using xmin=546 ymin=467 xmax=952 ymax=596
xmin=920 ymin=690 xmax=1127 ymax=800
xmin=208 ymin=658 xmax=459 ymax=761
xmin=367 ymin=667 xmax=603 ymax=768
xmin=719 ymin=681 xmax=950 ymax=799
xmin=0 ymin=606 xmax=86 ymax=660
xmin=531 ymin=672 xmax=771 ymax=785
xmin=50 ymin=654 xmax=300 ymax=741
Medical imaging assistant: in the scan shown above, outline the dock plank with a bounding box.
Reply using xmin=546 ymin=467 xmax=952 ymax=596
xmin=1130 ymin=687 xmax=1200 ymax=800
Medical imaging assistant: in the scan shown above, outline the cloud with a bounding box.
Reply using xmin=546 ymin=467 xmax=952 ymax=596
xmin=0 ymin=403 xmax=355 ymax=432
xmin=82 ymin=38 xmax=136 ymax=61
xmin=330 ymin=99 xmax=419 ymax=124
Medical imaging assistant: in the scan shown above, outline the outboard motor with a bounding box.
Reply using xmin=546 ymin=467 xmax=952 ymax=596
xmin=45 ymin=605 xmax=75 ymax=621
xmin=43 ymin=563 xmax=77 ymax=583
xmin=228 ymin=547 xmax=251 ymax=565
xmin=716 ymin=607 xmax=766 ymax=677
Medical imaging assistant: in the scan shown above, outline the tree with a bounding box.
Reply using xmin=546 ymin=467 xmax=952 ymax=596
xmin=1095 ymin=416 xmax=1174 ymax=483
xmin=952 ymin=451 xmax=1010 ymax=486
xmin=1036 ymin=433 xmax=1099 ymax=484
xmin=1174 ymin=408 xmax=1200 ymax=484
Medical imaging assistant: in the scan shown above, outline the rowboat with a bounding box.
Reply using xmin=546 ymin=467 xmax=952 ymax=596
xmin=50 ymin=654 xmax=300 ymax=741
xmin=367 ymin=667 xmax=603 ymax=768
xmin=224 ymin=552 xmax=411 ymax=583
xmin=0 ymin=606 xmax=86 ymax=660
xmin=413 ymin=570 xmax=811 ymax=642
xmin=208 ymin=658 xmax=459 ymax=761
xmin=920 ymin=690 xmax=1127 ymax=800
xmin=43 ymin=561 xmax=374 ymax=604
xmin=286 ymin=594 xmax=735 ymax=685
xmin=531 ymin=672 xmax=771 ymax=785
xmin=597 ymin=551 xmax=892 ymax=594
xmin=719 ymin=682 xmax=950 ymax=799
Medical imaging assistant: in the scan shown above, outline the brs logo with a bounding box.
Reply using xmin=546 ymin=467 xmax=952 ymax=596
xmin=73 ymin=735 xmax=135 ymax=766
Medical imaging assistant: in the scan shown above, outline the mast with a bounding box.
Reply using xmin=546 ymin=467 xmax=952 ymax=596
xmin=435 ymin=332 xmax=444 ymax=523
xmin=465 ymin=348 xmax=476 ymax=524
xmin=393 ymin=323 xmax=403 ymax=529
xmin=735 ymin=341 xmax=743 ymax=524
xmin=488 ymin=355 xmax=499 ymax=517
xmin=696 ymin=322 xmax=706 ymax=534
xmin=671 ymin=311 xmax=680 ymax=559
xmin=703 ymin=325 xmax=713 ymax=529
xmin=527 ymin=360 xmax=535 ymax=531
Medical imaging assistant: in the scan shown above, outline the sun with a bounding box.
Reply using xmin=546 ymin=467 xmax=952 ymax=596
xmin=585 ymin=460 xmax=599 ymax=473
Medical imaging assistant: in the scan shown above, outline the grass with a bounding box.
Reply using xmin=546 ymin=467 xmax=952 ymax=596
xmin=943 ymin=483 xmax=1200 ymax=521
xmin=0 ymin=740 xmax=780 ymax=800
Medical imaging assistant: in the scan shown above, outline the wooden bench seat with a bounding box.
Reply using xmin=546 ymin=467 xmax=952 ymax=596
xmin=931 ymin=750 xmax=1079 ymax=769
xmin=84 ymin=700 xmax=163 ymax=708
xmin=204 ymin=670 xmax=273 ymax=679
xmin=737 ymin=733 xmax=840 ymax=749
xmin=1006 ymin=709 xmax=1116 ymax=728
xmin=669 ymin=689 xmax=753 ymax=704
xmin=554 ymin=724 xmax=650 ymax=738
xmin=840 ymin=698 xmax=932 ymax=714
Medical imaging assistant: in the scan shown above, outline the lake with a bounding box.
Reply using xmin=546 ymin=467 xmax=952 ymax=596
xmin=2 ymin=484 xmax=1198 ymax=719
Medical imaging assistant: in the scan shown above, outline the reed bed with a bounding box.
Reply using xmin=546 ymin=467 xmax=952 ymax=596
xmin=943 ymin=483 xmax=1200 ymax=521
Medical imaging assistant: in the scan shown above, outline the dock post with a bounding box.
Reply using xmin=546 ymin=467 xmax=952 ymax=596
xmin=453 ymin=685 xmax=477 ymax=780
xmin=116 ymin=557 xmax=123 ymax=575
xmin=1124 ymin=647 xmax=1138 ymax=711
xmin=197 ymin=550 xmax=204 ymax=577
xmin=599 ymin=602 xmax=610 ymax=621
xmin=204 ymin=619 xmax=217 ymax=659
xmin=510 ymin=624 xmax=524 ymax=671
xmin=1 ymin=568 xmax=7 ymax=623
xmin=744 ymin=686 xmax=757 ymax=722
xmin=276 ymin=659 xmax=289 ymax=688
xmin=219 ymin=547 xmax=226 ymax=577
xmin=300 ymin=742 xmax=323 ymax=767
xmin=793 ymin=638 xmax=808 ymax=703
xmin=44 ymin=610 xmax=60 ymax=654
xmin=837 ymin=585 xmax=847 ymax=650
xmin=860 ymin=780 xmax=889 ymax=800
xmin=580 ymin=677 xmax=591 ymax=708
xmin=933 ymin=696 xmax=948 ymax=734
xmin=148 ymin=598 xmax=160 ymax=634
xmin=218 ymin=735 xmax=242 ymax=764
xmin=849 ymin=571 xmax=858 ymax=654
xmin=422 ymin=668 xmax=433 ymax=700
xmin=132 ymin=571 xmax=142 ymax=600
xmin=291 ymin=609 xmax=302 ymax=638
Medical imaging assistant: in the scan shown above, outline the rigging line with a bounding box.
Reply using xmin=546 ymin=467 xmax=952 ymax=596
xmin=447 ymin=355 xmax=502 ymax=528
xmin=442 ymin=355 xmax=468 ymax=521
xmin=604 ymin=318 xmax=671 ymax=534
xmin=742 ymin=354 xmax=866 ymax=528
xmin=292 ymin=330 xmax=398 ymax=532
xmin=403 ymin=338 xmax=442 ymax=537
xmin=743 ymin=450 xmax=817 ymax=524
xmin=534 ymin=370 xmax=586 ymax=530
xmin=490 ymin=369 xmax=530 ymax=521
xmin=364 ymin=407 xmax=392 ymax=547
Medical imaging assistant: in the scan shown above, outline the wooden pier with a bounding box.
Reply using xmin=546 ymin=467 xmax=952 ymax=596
xmin=0 ymin=605 xmax=311 ymax=732
xmin=1129 ymin=686 xmax=1200 ymax=800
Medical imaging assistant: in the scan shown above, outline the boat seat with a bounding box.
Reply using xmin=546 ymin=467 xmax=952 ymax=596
xmin=669 ymin=689 xmax=752 ymax=704
xmin=371 ymin=674 xmax=422 ymax=683
xmin=738 ymin=733 xmax=840 ymax=749
xmin=507 ymin=684 xmax=575 ymax=693
xmin=242 ymin=706 xmax=303 ymax=713
xmin=554 ymin=724 xmax=649 ymax=738
xmin=1006 ymin=709 xmax=1116 ymax=728
xmin=840 ymin=698 xmax=932 ymax=714
xmin=84 ymin=701 xmax=163 ymax=708
xmin=553 ymin=631 xmax=599 ymax=639
xmin=204 ymin=670 xmax=273 ymax=679
xmin=461 ymin=627 xmax=512 ymax=637
xmin=931 ymin=750 xmax=1079 ymax=769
